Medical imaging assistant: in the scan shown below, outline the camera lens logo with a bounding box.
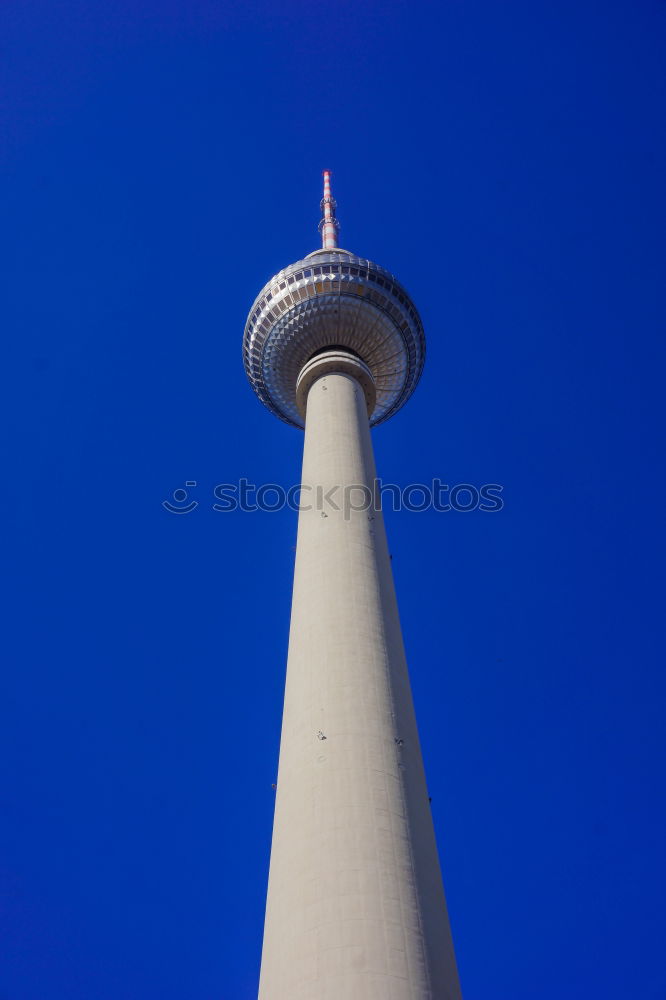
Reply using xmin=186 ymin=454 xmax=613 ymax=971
xmin=162 ymin=481 xmax=198 ymax=514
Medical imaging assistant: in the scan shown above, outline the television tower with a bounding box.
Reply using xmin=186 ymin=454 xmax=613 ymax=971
xmin=243 ymin=172 xmax=462 ymax=999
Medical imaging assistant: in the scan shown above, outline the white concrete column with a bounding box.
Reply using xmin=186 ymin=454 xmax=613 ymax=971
xmin=258 ymin=352 xmax=462 ymax=1000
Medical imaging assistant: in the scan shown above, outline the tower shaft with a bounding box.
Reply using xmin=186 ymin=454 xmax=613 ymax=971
xmin=258 ymin=360 xmax=461 ymax=999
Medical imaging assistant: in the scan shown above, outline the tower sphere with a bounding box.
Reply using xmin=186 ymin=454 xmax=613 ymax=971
xmin=242 ymin=245 xmax=426 ymax=428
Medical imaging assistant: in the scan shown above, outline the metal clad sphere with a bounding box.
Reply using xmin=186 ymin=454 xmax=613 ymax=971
xmin=242 ymin=249 xmax=426 ymax=428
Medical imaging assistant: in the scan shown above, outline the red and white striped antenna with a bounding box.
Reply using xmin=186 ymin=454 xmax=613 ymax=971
xmin=319 ymin=169 xmax=339 ymax=249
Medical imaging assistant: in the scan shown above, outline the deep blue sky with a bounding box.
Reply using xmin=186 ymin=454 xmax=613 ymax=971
xmin=2 ymin=1 xmax=665 ymax=997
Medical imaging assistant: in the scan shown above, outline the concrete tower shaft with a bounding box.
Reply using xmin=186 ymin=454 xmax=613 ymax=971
xmin=257 ymin=353 xmax=461 ymax=999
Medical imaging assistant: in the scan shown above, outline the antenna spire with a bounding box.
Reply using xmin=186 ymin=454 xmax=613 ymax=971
xmin=319 ymin=169 xmax=339 ymax=249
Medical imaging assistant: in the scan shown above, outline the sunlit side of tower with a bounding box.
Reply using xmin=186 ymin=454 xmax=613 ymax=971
xmin=243 ymin=173 xmax=462 ymax=1000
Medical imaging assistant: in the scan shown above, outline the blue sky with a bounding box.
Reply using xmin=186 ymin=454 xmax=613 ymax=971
xmin=2 ymin=1 xmax=665 ymax=997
